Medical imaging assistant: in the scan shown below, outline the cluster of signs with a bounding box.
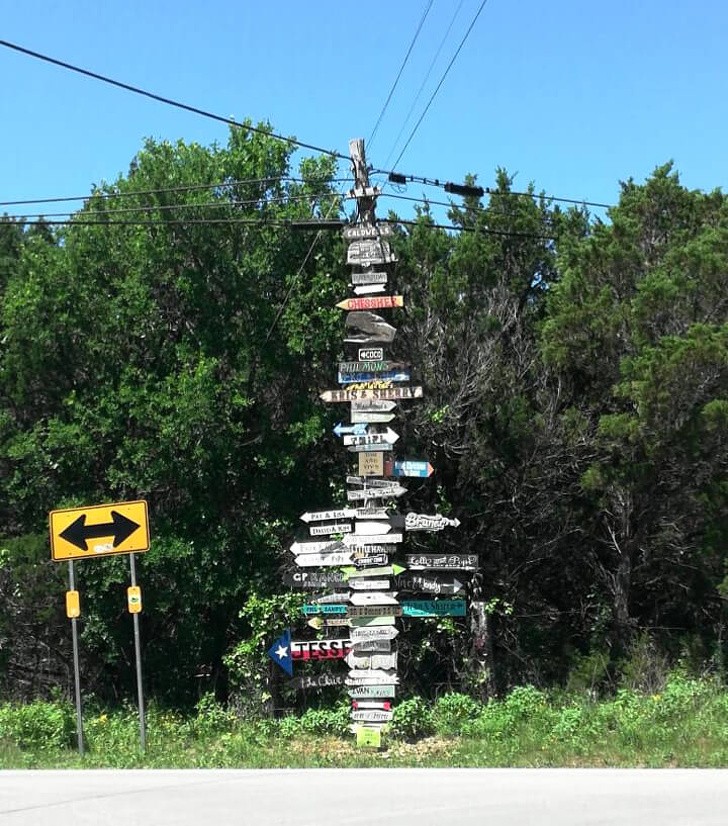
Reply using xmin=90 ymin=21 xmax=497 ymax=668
xmin=269 ymin=189 xmax=478 ymax=747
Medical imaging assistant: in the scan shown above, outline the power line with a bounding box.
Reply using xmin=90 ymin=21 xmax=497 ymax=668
xmin=368 ymin=0 xmax=434 ymax=151
xmin=12 ymin=191 xmax=347 ymax=221
xmin=382 ymin=0 xmax=465 ymax=170
xmin=391 ymin=0 xmax=490 ymax=170
xmin=0 ymin=177 xmax=353 ymax=209
xmin=382 ymin=217 xmax=555 ymax=240
xmin=16 ymin=217 xmax=345 ymax=229
xmin=0 ymin=39 xmax=349 ymax=162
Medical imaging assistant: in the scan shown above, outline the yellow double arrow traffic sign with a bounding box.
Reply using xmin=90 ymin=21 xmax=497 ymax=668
xmin=49 ymin=500 xmax=150 ymax=561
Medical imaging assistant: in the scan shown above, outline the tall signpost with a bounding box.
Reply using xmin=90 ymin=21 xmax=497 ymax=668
xmin=271 ymin=138 xmax=468 ymax=747
xmin=49 ymin=500 xmax=150 ymax=753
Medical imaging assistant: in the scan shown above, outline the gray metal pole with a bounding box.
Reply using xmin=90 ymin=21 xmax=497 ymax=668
xmin=129 ymin=552 xmax=146 ymax=751
xmin=68 ymin=560 xmax=84 ymax=755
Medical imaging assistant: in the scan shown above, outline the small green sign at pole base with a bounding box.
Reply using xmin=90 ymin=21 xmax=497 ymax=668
xmin=356 ymin=725 xmax=382 ymax=749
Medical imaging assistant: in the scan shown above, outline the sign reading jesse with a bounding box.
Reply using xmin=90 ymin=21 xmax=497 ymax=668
xmin=50 ymin=500 xmax=150 ymax=561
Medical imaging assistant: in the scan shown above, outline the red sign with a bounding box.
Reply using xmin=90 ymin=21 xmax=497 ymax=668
xmin=291 ymin=638 xmax=352 ymax=661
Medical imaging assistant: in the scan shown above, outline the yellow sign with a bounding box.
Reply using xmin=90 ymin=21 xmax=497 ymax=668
xmin=66 ymin=590 xmax=81 ymax=618
xmin=359 ymin=451 xmax=384 ymax=477
xmin=127 ymin=586 xmax=142 ymax=614
xmin=356 ymin=726 xmax=382 ymax=748
xmin=50 ymin=500 xmax=150 ymax=561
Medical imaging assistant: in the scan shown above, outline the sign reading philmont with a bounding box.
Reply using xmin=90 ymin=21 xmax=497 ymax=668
xmin=50 ymin=500 xmax=150 ymax=561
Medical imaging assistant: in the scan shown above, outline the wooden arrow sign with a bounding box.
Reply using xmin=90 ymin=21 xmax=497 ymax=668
xmin=300 ymin=603 xmax=348 ymax=615
xmin=350 ymin=638 xmax=392 ymax=653
xmin=394 ymin=573 xmax=465 ymax=596
xmin=353 ymin=283 xmax=387 ymax=296
xmin=349 ymin=592 xmax=399 ymax=606
xmin=336 ymin=295 xmax=404 ymax=311
xmin=347 ymin=442 xmax=394 ymax=453
xmin=348 ymin=578 xmax=390 ymax=591
xmin=345 ymin=533 xmax=403 ymax=545
xmin=345 ymin=669 xmax=400 ymax=685
xmin=351 ymin=700 xmax=392 ymax=710
xmin=295 ymin=551 xmax=354 ymax=567
xmin=343 ymin=428 xmax=399 ymax=447
xmin=350 ymin=625 xmax=399 ymax=642
xmin=290 ymin=540 xmax=345 ymax=555
xmin=348 ymin=604 xmax=404 ymax=618
xmin=350 ymin=271 xmax=388 ymax=286
xmin=307 ymin=616 xmax=350 ymax=629
xmin=346 ymin=485 xmax=407 ymax=501
xmin=300 ymin=508 xmax=355 ymax=524
xmin=312 ymin=592 xmax=351 ymax=604
xmin=342 ymin=223 xmax=393 ymax=240
xmin=346 ymin=649 xmax=398 ymax=671
xmin=342 ymin=563 xmax=406 ymax=579
xmin=347 ymin=475 xmax=397 ymax=486
xmin=353 ymin=521 xmax=393 ymax=536
xmin=338 ymin=369 xmax=410 ymax=385
xmin=347 ymin=615 xmax=396 ymax=627
xmin=351 ymin=410 xmax=396 ymax=424
xmin=309 ymin=523 xmax=353 ymax=536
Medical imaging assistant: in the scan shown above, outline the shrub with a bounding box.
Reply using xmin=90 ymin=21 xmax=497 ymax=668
xmin=0 ymin=700 xmax=75 ymax=751
xmin=433 ymin=692 xmax=480 ymax=735
xmin=390 ymin=697 xmax=434 ymax=740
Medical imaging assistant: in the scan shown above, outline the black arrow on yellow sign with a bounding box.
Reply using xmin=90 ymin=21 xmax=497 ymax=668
xmin=60 ymin=510 xmax=141 ymax=551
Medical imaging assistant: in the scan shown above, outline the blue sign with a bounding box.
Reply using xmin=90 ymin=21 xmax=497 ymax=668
xmin=267 ymin=628 xmax=293 ymax=676
xmin=390 ymin=460 xmax=434 ymax=478
xmin=338 ymin=370 xmax=411 ymax=385
xmin=333 ymin=422 xmax=368 ymax=437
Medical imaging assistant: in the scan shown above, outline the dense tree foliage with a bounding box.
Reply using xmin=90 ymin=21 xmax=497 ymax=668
xmin=1 ymin=125 xmax=725 ymax=709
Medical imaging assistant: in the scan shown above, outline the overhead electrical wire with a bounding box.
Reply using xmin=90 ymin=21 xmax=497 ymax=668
xmin=382 ymin=0 xmax=466 ymax=171
xmin=391 ymin=0 xmax=490 ymax=170
xmin=0 ymin=177 xmax=354 ymax=209
xmin=368 ymin=0 xmax=434 ymax=152
xmin=0 ymin=39 xmax=349 ymax=161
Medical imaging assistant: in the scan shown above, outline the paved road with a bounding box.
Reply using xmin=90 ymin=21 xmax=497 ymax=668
xmin=1 ymin=768 xmax=726 ymax=825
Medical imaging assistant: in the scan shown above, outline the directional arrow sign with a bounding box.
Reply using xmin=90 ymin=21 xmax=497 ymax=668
xmin=350 ymin=271 xmax=388 ymax=286
xmin=346 ymin=651 xmax=398 ymax=670
xmin=343 ymin=429 xmax=399 ymax=447
xmin=290 ymin=540 xmax=345 ymax=555
xmin=332 ymin=422 xmax=368 ymax=437
xmin=385 ymin=460 xmax=435 ymax=478
xmin=307 ymin=616 xmax=350 ymax=629
xmin=351 ymin=553 xmax=389 ymax=568
xmin=50 ymin=500 xmax=150 ymax=561
xmin=354 ymin=521 xmax=393 ymax=536
xmin=300 ymin=509 xmax=356 ymax=523
xmin=312 ymin=592 xmax=351 ymax=604
xmin=347 ymin=475 xmax=397 ymax=487
xmin=405 ymin=553 xmax=479 ymax=571
xmin=345 ymin=533 xmax=403 ymax=545
xmin=348 ymin=604 xmax=404 ymax=618
xmin=295 ymin=552 xmax=354 ymax=567
xmin=401 ymin=599 xmax=467 ymax=617
xmin=394 ymin=573 xmax=465 ymax=596
xmin=348 ymin=442 xmax=394 ymax=453
xmin=350 ymin=625 xmax=399 ymax=642
xmin=345 ymin=669 xmax=400 ymax=685
xmin=350 ymin=639 xmax=392 ymax=653
xmin=347 ymin=615 xmax=396 ymax=627
xmin=309 ymin=523 xmax=353 ymax=537
xmin=352 ymin=699 xmax=392 ymax=710
xmin=342 ymin=563 xmax=406 ymax=579
xmin=349 ymin=592 xmax=399 ymax=606
xmin=336 ymin=295 xmax=403 ymax=311
xmin=353 ymin=283 xmax=387 ymax=296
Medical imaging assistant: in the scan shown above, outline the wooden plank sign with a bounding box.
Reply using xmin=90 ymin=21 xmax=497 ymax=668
xmin=351 ymin=410 xmax=396 ymax=424
xmin=348 ymin=578 xmax=390 ymax=591
xmin=349 ymin=592 xmax=399 ymax=606
xmin=309 ymin=523 xmax=352 ymax=537
xmin=290 ymin=540 xmax=345 ymax=555
xmin=321 ymin=387 xmax=422 ymax=403
xmin=300 ymin=508 xmax=355 ymax=523
xmin=282 ymin=571 xmax=346 ymax=590
xmin=351 ymin=709 xmax=394 ymax=723
xmin=336 ymin=295 xmax=403 ymax=311
xmin=394 ymin=573 xmax=465 ymax=596
xmin=351 ymin=271 xmax=388 ymax=286
xmin=350 ymin=639 xmax=392 ymax=653
xmin=338 ymin=370 xmax=410 ymax=385
xmin=346 ymin=669 xmax=400 ymax=685
xmin=348 ymin=684 xmax=397 ymax=699
xmin=295 ymin=551 xmax=354 ymax=567
xmin=342 ymin=222 xmax=393 ymax=240
xmin=405 ymin=553 xmax=479 ymax=571
xmin=346 ymin=651 xmax=398 ymax=671
xmin=347 ymin=615 xmax=396 ymax=627
xmin=352 ymin=700 xmax=392 ymax=710
xmin=401 ymin=599 xmax=467 ymax=617
xmin=291 ymin=639 xmax=351 ymax=661
xmin=307 ymin=616 xmax=350 ymax=629
xmin=348 ymin=604 xmax=403 ymax=618
xmin=353 ymin=283 xmax=387 ymax=296
xmin=300 ymin=603 xmax=348 ymax=615
xmin=350 ymin=625 xmax=399 ymax=642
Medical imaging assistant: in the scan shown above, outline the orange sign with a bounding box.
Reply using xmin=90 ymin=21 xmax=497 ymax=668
xmin=50 ymin=500 xmax=150 ymax=561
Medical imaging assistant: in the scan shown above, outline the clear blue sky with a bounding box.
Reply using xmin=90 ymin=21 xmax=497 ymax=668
xmin=2 ymin=0 xmax=727 ymax=221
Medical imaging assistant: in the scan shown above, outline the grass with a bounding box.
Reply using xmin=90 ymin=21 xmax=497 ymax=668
xmin=1 ymin=672 xmax=727 ymax=769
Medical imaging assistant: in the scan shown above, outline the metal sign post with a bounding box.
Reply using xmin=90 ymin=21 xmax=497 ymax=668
xmin=67 ymin=560 xmax=84 ymax=755
xmin=128 ymin=552 xmax=146 ymax=751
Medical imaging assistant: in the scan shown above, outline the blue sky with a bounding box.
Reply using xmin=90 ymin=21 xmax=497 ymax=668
xmin=2 ymin=0 xmax=727 ymax=222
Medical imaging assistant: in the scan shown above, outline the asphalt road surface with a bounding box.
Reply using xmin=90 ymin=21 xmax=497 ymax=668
xmin=1 ymin=768 xmax=727 ymax=825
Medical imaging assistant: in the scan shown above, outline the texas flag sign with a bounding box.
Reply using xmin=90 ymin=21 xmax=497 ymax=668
xmin=267 ymin=628 xmax=293 ymax=676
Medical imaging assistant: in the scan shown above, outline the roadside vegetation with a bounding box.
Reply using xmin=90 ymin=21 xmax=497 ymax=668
xmin=2 ymin=671 xmax=727 ymax=769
